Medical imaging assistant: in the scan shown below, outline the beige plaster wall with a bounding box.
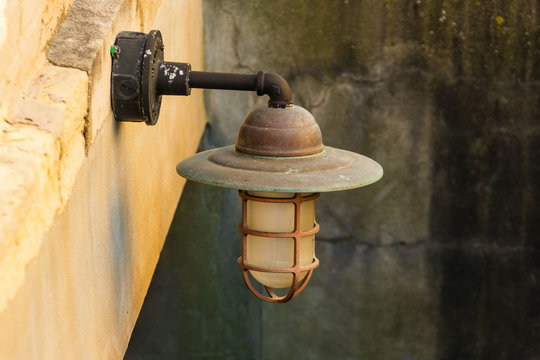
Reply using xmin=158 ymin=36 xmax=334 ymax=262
xmin=0 ymin=0 xmax=206 ymax=358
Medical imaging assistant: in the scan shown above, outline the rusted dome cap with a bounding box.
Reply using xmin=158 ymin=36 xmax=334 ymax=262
xmin=235 ymin=105 xmax=324 ymax=157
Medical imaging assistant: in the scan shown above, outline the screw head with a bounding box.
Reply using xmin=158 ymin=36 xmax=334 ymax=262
xmin=116 ymin=77 xmax=138 ymax=100
xmin=110 ymin=45 xmax=121 ymax=59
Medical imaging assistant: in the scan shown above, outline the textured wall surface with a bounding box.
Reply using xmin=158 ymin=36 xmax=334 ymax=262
xmin=127 ymin=1 xmax=540 ymax=359
xmin=0 ymin=0 xmax=205 ymax=359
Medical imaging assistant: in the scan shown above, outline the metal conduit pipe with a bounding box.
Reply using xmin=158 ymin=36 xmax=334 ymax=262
xmin=156 ymin=63 xmax=293 ymax=108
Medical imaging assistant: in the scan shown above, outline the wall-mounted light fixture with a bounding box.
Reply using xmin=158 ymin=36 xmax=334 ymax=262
xmin=111 ymin=30 xmax=383 ymax=303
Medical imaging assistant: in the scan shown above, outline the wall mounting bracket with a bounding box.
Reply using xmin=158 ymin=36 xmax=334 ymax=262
xmin=111 ymin=30 xmax=293 ymax=125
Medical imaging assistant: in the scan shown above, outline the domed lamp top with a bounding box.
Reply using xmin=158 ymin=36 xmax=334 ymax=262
xmin=176 ymin=105 xmax=383 ymax=193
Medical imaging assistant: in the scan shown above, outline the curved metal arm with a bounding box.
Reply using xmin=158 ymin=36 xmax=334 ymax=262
xmin=111 ymin=30 xmax=293 ymax=125
xmin=156 ymin=65 xmax=293 ymax=108
xmin=255 ymin=71 xmax=292 ymax=108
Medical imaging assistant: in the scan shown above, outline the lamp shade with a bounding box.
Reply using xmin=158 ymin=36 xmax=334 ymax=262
xmin=176 ymin=105 xmax=383 ymax=193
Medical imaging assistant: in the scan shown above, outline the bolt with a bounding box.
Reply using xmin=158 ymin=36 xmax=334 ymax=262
xmin=110 ymin=45 xmax=121 ymax=59
xmin=117 ymin=78 xmax=138 ymax=100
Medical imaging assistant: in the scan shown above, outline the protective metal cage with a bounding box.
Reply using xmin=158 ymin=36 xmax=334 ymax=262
xmin=237 ymin=191 xmax=321 ymax=303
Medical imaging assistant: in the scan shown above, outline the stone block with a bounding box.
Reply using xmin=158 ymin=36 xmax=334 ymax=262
xmin=0 ymin=63 xmax=88 ymax=311
xmin=0 ymin=0 xmax=206 ymax=358
xmin=0 ymin=0 xmax=74 ymax=114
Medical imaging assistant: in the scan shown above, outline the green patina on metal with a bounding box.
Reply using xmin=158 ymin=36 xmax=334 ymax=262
xmin=177 ymin=145 xmax=383 ymax=193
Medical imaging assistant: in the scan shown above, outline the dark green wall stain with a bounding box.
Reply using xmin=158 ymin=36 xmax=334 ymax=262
xmin=126 ymin=1 xmax=540 ymax=359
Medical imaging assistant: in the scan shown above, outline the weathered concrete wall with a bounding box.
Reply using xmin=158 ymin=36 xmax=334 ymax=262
xmin=0 ymin=0 xmax=205 ymax=359
xmin=127 ymin=0 xmax=540 ymax=359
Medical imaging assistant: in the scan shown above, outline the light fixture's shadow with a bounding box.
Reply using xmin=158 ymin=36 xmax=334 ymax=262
xmin=124 ymin=180 xmax=262 ymax=359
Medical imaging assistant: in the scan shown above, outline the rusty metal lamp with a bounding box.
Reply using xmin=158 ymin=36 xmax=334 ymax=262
xmin=111 ymin=30 xmax=383 ymax=303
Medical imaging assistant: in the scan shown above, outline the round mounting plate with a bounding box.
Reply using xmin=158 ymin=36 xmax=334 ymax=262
xmin=111 ymin=30 xmax=164 ymax=125
xmin=141 ymin=30 xmax=164 ymax=125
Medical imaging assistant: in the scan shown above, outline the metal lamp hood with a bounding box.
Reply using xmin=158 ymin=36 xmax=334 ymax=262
xmin=176 ymin=105 xmax=382 ymax=193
